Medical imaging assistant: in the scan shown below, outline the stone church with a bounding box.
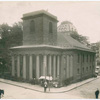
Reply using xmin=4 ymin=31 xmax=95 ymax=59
xmin=10 ymin=10 xmax=95 ymax=85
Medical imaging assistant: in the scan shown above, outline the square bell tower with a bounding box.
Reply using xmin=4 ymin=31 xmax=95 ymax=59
xmin=22 ymin=10 xmax=58 ymax=46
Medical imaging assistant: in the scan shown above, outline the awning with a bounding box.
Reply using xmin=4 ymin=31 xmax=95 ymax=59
xmin=39 ymin=76 xmax=53 ymax=80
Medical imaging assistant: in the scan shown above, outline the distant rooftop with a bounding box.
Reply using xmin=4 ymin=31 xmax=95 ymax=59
xmin=57 ymin=20 xmax=77 ymax=33
xmin=61 ymin=21 xmax=72 ymax=24
xmin=22 ymin=10 xmax=57 ymax=20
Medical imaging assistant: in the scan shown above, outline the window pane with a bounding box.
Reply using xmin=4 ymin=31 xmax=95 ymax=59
xmin=30 ymin=20 xmax=35 ymax=32
xmin=49 ymin=22 xmax=53 ymax=33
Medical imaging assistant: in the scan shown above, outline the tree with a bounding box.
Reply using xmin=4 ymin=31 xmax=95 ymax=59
xmin=90 ymin=42 xmax=100 ymax=66
xmin=70 ymin=31 xmax=90 ymax=46
xmin=10 ymin=22 xmax=23 ymax=47
xmin=0 ymin=22 xmax=23 ymax=74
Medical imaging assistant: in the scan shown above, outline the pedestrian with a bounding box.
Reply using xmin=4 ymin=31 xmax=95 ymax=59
xmin=44 ymin=81 xmax=47 ymax=92
xmin=0 ymin=89 xmax=1 ymax=99
xmin=95 ymin=88 xmax=99 ymax=99
xmin=33 ymin=78 xmax=36 ymax=85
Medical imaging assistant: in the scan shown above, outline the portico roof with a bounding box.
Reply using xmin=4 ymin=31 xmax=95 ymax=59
xmin=10 ymin=44 xmax=71 ymax=49
xmin=10 ymin=44 xmax=95 ymax=53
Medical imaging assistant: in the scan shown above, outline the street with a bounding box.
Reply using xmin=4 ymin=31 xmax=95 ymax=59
xmin=0 ymin=77 xmax=100 ymax=99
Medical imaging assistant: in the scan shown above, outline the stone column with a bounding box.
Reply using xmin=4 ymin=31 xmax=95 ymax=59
xmin=43 ymin=55 xmax=47 ymax=76
xmin=12 ymin=55 xmax=15 ymax=76
xmin=53 ymin=55 xmax=56 ymax=80
xmin=48 ymin=55 xmax=52 ymax=75
xmin=60 ymin=55 xmax=65 ymax=86
xmin=70 ymin=55 xmax=73 ymax=77
xmin=17 ymin=55 xmax=20 ymax=77
xmin=66 ymin=55 xmax=70 ymax=78
xmin=36 ymin=55 xmax=40 ymax=79
xmin=57 ymin=55 xmax=60 ymax=77
xmin=29 ymin=55 xmax=33 ymax=80
xmin=23 ymin=54 xmax=26 ymax=79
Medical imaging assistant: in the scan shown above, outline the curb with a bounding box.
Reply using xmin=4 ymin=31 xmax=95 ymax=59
xmin=0 ymin=77 xmax=99 ymax=93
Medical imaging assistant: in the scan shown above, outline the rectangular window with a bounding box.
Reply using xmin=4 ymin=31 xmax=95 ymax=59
xmin=83 ymin=54 xmax=84 ymax=62
xmin=77 ymin=68 xmax=79 ymax=74
xmin=78 ymin=54 xmax=80 ymax=63
xmin=87 ymin=55 xmax=88 ymax=62
xmin=90 ymin=55 xmax=91 ymax=62
xmin=93 ymin=55 xmax=95 ymax=62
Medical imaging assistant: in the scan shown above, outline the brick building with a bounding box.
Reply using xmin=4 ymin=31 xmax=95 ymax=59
xmin=10 ymin=10 xmax=95 ymax=85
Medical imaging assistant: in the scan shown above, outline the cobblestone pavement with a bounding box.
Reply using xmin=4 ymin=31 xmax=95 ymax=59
xmin=0 ymin=76 xmax=100 ymax=99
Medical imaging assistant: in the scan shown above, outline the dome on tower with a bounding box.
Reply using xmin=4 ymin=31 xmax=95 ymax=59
xmin=57 ymin=21 xmax=77 ymax=34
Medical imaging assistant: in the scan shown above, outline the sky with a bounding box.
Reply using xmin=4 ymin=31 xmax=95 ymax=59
xmin=0 ymin=1 xmax=100 ymax=43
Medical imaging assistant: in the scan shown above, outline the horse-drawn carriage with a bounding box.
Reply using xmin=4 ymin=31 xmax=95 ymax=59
xmin=0 ymin=89 xmax=4 ymax=99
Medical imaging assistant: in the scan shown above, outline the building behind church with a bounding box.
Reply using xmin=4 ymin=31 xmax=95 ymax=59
xmin=10 ymin=10 xmax=95 ymax=86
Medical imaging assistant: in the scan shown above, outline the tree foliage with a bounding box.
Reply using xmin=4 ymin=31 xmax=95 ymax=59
xmin=70 ymin=31 xmax=90 ymax=46
xmin=0 ymin=22 xmax=23 ymax=73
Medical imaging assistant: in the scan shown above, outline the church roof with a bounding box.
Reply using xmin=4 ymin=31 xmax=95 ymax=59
xmin=11 ymin=33 xmax=94 ymax=52
xmin=57 ymin=32 xmax=94 ymax=52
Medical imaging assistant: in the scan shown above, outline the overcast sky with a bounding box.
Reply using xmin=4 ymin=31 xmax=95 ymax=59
xmin=0 ymin=1 xmax=100 ymax=43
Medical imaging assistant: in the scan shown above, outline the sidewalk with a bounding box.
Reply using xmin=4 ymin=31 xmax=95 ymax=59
xmin=0 ymin=76 xmax=99 ymax=93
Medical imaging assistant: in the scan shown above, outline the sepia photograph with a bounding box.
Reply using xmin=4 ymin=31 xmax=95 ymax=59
xmin=0 ymin=1 xmax=100 ymax=99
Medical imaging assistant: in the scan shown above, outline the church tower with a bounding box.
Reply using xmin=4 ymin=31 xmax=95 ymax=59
xmin=22 ymin=10 xmax=58 ymax=46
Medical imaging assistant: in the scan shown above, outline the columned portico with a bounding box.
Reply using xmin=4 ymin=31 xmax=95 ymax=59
xmin=23 ymin=55 xmax=26 ymax=79
xmin=17 ymin=55 xmax=20 ymax=77
xmin=12 ymin=55 xmax=15 ymax=76
xmin=57 ymin=55 xmax=60 ymax=77
xmin=43 ymin=55 xmax=47 ymax=77
xmin=70 ymin=55 xmax=73 ymax=77
xmin=66 ymin=55 xmax=70 ymax=78
xmin=36 ymin=55 xmax=40 ymax=79
xmin=53 ymin=55 xmax=56 ymax=80
xmin=29 ymin=55 xmax=33 ymax=80
xmin=48 ymin=55 xmax=52 ymax=75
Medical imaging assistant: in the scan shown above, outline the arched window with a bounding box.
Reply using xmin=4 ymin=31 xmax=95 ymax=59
xmin=49 ymin=22 xmax=53 ymax=33
xmin=30 ymin=20 xmax=35 ymax=33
